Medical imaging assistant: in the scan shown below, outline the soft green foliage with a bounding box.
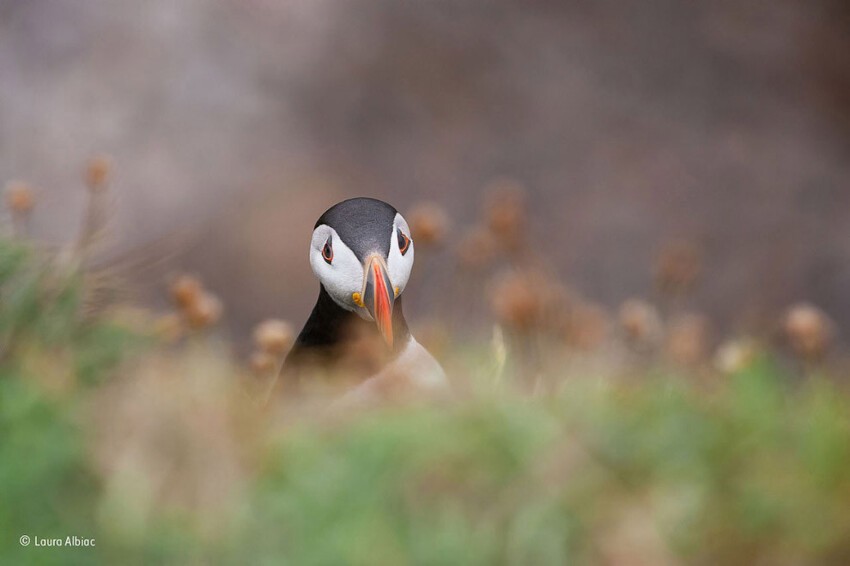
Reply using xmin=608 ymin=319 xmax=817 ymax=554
xmin=0 ymin=240 xmax=136 ymax=565
xmin=237 ymin=368 xmax=850 ymax=565
xmin=2 ymin=237 xmax=850 ymax=565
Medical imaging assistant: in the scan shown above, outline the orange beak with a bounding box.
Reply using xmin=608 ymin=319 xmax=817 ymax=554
xmin=362 ymin=255 xmax=395 ymax=348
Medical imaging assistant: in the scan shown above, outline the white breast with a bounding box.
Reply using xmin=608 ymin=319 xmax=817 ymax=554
xmin=386 ymin=337 xmax=447 ymax=388
xmin=332 ymin=337 xmax=448 ymax=408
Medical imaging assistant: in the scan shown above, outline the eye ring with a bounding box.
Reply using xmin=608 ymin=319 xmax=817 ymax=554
xmin=322 ymin=238 xmax=333 ymax=264
xmin=397 ymin=229 xmax=411 ymax=255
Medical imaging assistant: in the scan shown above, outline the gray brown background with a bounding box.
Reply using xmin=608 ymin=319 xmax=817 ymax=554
xmin=2 ymin=0 xmax=849 ymax=344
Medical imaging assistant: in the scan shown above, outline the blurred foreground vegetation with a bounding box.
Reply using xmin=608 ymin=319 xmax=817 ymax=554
xmin=2 ymin=235 xmax=850 ymax=566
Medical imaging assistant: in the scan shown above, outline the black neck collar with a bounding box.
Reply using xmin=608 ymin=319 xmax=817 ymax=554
xmin=294 ymin=285 xmax=410 ymax=353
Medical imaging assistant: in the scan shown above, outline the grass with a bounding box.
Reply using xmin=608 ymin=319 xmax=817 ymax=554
xmin=1 ymin=236 xmax=850 ymax=565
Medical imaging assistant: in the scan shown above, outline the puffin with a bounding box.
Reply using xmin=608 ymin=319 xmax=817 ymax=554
xmin=281 ymin=197 xmax=446 ymax=398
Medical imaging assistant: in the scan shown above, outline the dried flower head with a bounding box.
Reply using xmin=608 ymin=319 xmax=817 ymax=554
xmin=5 ymin=181 xmax=35 ymax=214
xmin=457 ymin=226 xmax=497 ymax=269
xmin=184 ymin=292 xmax=223 ymax=329
xmin=249 ymin=350 xmax=277 ymax=375
xmin=484 ymin=178 xmax=527 ymax=251
xmin=253 ymin=319 xmax=294 ymax=355
xmin=784 ymin=303 xmax=833 ymax=361
xmin=408 ymin=202 xmax=449 ymax=247
xmin=170 ymin=274 xmax=204 ymax=309
xmin=714 ymin=338 xmax=757 ymax=374
xmin=618 ymin=298 xmax=663 ymax=348
xmin=85 ymin=154 xmax=112 ymax=192
xmin=654 ymin=241 xmax=702 ymax=297
xmin=489 ymin=270 xmax=557 ymax=331
xmin=666 ymin=313 xmax=711 ymax=366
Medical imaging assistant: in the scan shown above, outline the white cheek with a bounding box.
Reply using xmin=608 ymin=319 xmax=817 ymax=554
xmin=388 ymin=215 xmax=414 ymax=294
xmin=309 ymin=227 xmax=364 ymax=312
xmin=388 ymin=245 xmax=413 ymax=294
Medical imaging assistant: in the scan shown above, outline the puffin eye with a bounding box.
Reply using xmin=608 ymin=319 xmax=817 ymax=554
xmin=397 ymin=229 xmax=411 ymax=255
xmin=322 ymin=238 xmax=333 ymax=264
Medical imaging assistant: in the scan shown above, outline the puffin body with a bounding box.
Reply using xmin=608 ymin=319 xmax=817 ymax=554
xmin=282 ymin=198 xmax=446 ymax=394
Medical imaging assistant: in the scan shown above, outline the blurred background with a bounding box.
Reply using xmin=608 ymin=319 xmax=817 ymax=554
xmin=7 ymin=4 xmax=850 ymax=563
xmin=2 ymin=0 xmax=850 ymax=348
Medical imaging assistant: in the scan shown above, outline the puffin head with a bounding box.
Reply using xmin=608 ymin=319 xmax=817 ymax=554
xmin=309 ymin=197 xmax=414 ymax=348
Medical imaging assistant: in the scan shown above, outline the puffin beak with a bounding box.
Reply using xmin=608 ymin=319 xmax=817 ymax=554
xmin=362 ymin=255 xmax=395 ymax=348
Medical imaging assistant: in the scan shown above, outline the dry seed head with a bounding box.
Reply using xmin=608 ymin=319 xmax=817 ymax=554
xmin=491 ymin=277 xmax=542 ymax=330
xmin=85 ymin=154 xmax=112 ymax=192
xmin=618 ymin=298 xmax=663 ymax=348
xmin=5 ymin=181 xmax=35 ymax=214
xmin=408 ymin=202 xmax=449 ymax=246
xmin=249 ymin=350 xmax=277 ymax=375
xmin=457 ymin=226 xmax=497 ymax=269
xmin=489 ymin=270 xmax=554 ymax=331
xmin=483 ymin=178 xmax=527 ymax=251
xmin=665 ymin=313 xmax=711 ymax=366
xmin=184 ymin=292 xmax=223 ymax=329
xmin=714 ymin=338 xmax=757 ymax=374
xmin=784 ymin=303 xmax=833 ymax=361
xmin=170 ymin=274 xmax=204 ymax=309
xmin=253 ymin=319 xmax=294 ymax=355
xmin=654 ymin=241 xmax=702 ymax=296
